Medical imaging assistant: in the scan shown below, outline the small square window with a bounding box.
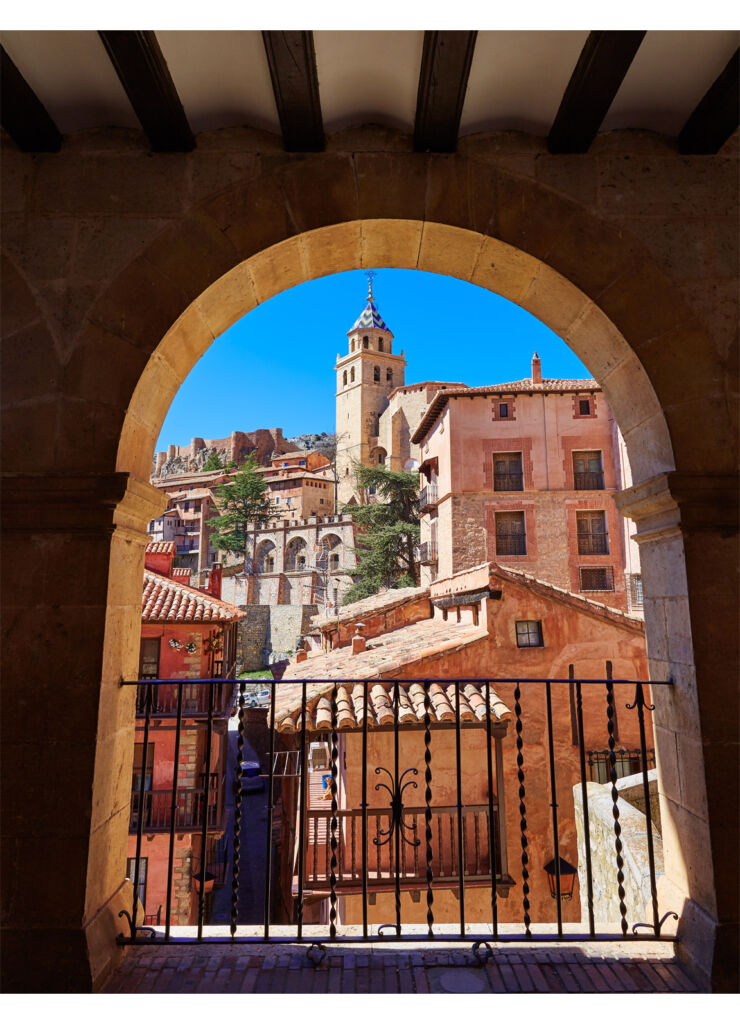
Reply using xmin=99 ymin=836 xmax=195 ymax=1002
xmin=516 ymin=620 xmax=543 ymax=647
xmin=579 ymin=399 xmax=591 ymax=416
xmin=499 ymin=403 xmax=509 ymax=418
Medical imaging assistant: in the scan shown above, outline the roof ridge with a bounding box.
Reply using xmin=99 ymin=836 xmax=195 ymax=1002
xmin=143 ymin=569 xmax=244 ymax=614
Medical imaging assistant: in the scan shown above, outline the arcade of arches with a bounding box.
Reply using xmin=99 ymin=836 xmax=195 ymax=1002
xmin=1 ymin=126 xmax=737 ymax=992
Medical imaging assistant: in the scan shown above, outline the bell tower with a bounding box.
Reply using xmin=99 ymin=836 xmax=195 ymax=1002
xmin=335 ymin=273 xmax=406 ymax=506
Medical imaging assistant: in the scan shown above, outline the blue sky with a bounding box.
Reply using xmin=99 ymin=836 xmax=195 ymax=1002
xmin=156 ymin=269 xmax=589 ymax=449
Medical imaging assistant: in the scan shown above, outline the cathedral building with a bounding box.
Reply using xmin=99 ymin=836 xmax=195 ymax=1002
xmin=335 ymin=275 xmax=465 ymax=505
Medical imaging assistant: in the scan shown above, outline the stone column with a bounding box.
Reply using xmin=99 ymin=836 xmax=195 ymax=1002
xmin=1 ymin=472 xmax=166 ymax=992
xmin=615 ymin=471 xmax=738 ymax=991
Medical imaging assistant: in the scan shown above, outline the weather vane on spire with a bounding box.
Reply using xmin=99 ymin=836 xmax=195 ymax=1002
xmin=365 ymin=270 xmax=376 ymax=300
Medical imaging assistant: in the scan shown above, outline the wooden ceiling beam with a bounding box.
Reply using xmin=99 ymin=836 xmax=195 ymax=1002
xmin=547 ymin=30 xmax=645 ymax=154
xmin=678 ymin=48 xmax=739 ymax=154
xmin=1 ymin=45 xmax=62 ymax=152
xmin=262 ymin=31 xmax=324 ymax=152
xmin=98 ymin=31 xmax=194 ymax=152
xmin=414 ymin=31 xmax=477 ymax=153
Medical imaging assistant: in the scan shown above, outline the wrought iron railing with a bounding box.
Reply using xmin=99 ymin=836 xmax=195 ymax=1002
xmin=418 ymin=540 xmax=438 ymax=563
xmin=135 ymin=681 xmax=235 ymax=716
xmin=574 ymin=471 xmax=605 ymax=490
xmin=493 ymin=473 xmax=524 ymax=492
xmin=576 ymin=534 xmax=609 ymax=556
xmin=419 ymin=484 xmax=438 ymax=510
xmin=496 ymin=535 xmax=526 ymax=556
xmin=588 ymin=747 xmax=656 ymax=785
xmin=119 ymin=674 xmax=675 ymax=952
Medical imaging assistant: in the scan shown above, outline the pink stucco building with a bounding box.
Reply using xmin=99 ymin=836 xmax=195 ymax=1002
xmin=413 ymin=354 xmax=642 ymax=614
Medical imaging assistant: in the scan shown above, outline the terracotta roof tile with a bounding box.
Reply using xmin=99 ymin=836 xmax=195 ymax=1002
xmin=274 ymin=678 xmax=510 ymax=734
xmin=141 ymin=570 xmax=245 ymax=623
xmin=145 ymin=541 xmax=176 ymax=555
xmin=412 ymin=377 xmax=600 ymax=443
xmin=313 ymin=586 xmax=430 ymax=629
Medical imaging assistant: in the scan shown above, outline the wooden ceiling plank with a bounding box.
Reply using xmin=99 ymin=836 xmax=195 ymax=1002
xmin=547 ymin=30 xmax=646 ymax=154
xmin=414 ymin=30 xmax=477 ymax=153
xmin=98 ymin=30 xmax=194 ymax=152
xmin=1 ymin=45 xmax=62 ymax=152
xmin=262 ymin=31 xmax=324 ymax=152
xmin=678 ymin=48 xmax=739 ymax=155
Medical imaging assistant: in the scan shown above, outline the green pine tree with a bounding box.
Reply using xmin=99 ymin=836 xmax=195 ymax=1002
xmin=343 ymin=463 xmax=420 ymax=603
xmin=201 ymin=451 xmax=224 ymax=472
xmin=206 ymin=455 xmax=273 ymax=564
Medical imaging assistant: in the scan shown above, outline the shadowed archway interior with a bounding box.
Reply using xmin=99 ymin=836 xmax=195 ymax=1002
xmin=1 ymin=139 xmax=736 ymax=993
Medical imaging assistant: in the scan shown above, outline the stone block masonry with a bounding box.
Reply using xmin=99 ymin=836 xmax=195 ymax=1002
xmin=237 ymin=605 xmax=318 ymax=671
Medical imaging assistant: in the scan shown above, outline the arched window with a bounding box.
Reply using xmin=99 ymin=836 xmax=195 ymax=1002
xmin=386 ymin=368 xmax=393 ymax=383
xmin=373 ymin=366 xmax=380 ymax=382
xmin=350 ymin=339 xmax=355 ymax=351
xmin=378 ymin=337 xmax=384 ymax=351
xmin=351 ymin=366 xmax=355 ymax=382
xmin=343 ymin=370 xmax=347 ymax=386
xmin=363 ymin=336 xmax=369 ymax=348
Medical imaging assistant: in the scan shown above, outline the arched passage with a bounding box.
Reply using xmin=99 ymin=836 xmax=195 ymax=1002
xmin=110 ymin=218 xmax=713 ymax=974
xmin=3 ymin=151 xmax=735 ymax=992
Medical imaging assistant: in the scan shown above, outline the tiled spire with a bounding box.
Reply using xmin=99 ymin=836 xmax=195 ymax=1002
xmin=348 ymin=271 xmax=390 ymax=332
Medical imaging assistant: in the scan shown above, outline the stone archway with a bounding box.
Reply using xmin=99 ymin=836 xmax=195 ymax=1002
xmin=3 ymin=150 xmax=735 ymax=992
xmin=110 ymin=218 xmax=712 ymax=976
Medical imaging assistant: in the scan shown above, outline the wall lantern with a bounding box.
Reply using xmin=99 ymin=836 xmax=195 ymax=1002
xmin=543 ymin=856 xmax=578 ymax=900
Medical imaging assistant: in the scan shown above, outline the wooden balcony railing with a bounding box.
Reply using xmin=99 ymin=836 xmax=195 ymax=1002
xmin=299 ymin=804 xmax=509 ymax=895
xmin=129 ymin=775 xmax=224 ymax=834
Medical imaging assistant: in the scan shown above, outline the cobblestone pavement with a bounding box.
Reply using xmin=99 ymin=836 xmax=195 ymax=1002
xmin=103 ymin=942 xmax=701 ymax=993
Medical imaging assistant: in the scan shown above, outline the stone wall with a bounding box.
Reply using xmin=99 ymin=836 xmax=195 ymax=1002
xmin=236 ymin=604 xmax=318 ymax=670
xmin=236 ymin=605 xmax=271 ymax=671
xmin=573 ymin=771 xmax=663 ymax=928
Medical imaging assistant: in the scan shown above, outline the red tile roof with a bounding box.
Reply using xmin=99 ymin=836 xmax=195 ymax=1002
xmin=411 ymin=377 xmax=600 ymax=443
xmin=141 ymin=570 xmax=245 ymax=623
xmin=274 ymin=679 xmax=510 ymax=733
xmin=284 ymin=617 xmax=487 ymax=680
xmin=145 ymin=541 xmax=176 ymax=555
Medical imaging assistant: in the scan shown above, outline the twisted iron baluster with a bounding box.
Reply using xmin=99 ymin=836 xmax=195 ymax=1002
xmin=329 ymin=683 xmax=339 ymax=940
xmin=514 ymin=681 xmax=531 ymax=937
xmin=423 ymin=680 xmax=434 ymax=936
xmin=230 ymin=680 xmax=246 ymax=937
xmin=606 ymin=681 xmax=628 ymax=935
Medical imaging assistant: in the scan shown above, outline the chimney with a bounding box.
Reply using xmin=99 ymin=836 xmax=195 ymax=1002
xmin=351 ymin=622 xmax=367 ymax=656
xmin=209 ymin=563 xmax=222 ymax=600
xmin=531 ymin=352 xmax=542 ymax=384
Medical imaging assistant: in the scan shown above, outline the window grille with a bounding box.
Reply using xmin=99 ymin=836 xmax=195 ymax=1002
xmin=579 ymin=566 xmax=614 ymax=592
xmin=493 ymin=453 xmax=524 ymax=491
xmin=495 ymin=511 xmax=526 ymax=555
xmin=576 ymin=510 xmax=609 ymax=555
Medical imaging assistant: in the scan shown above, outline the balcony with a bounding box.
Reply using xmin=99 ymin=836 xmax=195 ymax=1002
xmin=418 ymin=540 xmax=438 ymax=564
xmin=419 ymin=483 xmax=438 ymax=510
xmin=574 ymin=471 xmax=604 ymax=490
xmin=299 ymin=804 xmax=511 ymax=899
xmin=135 ymin=681 xmax=236 ymax=717
xmin=129 ymin=776 xmax=224 ymax=834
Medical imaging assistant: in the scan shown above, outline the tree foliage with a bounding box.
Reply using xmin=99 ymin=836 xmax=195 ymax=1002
xmin=206 ymin=455 xmax=273 ymax=559
xmin=201 ymin=451 xmax=224 ymax=472
xmin=343 ymin=463 xmax=420 ymax=603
